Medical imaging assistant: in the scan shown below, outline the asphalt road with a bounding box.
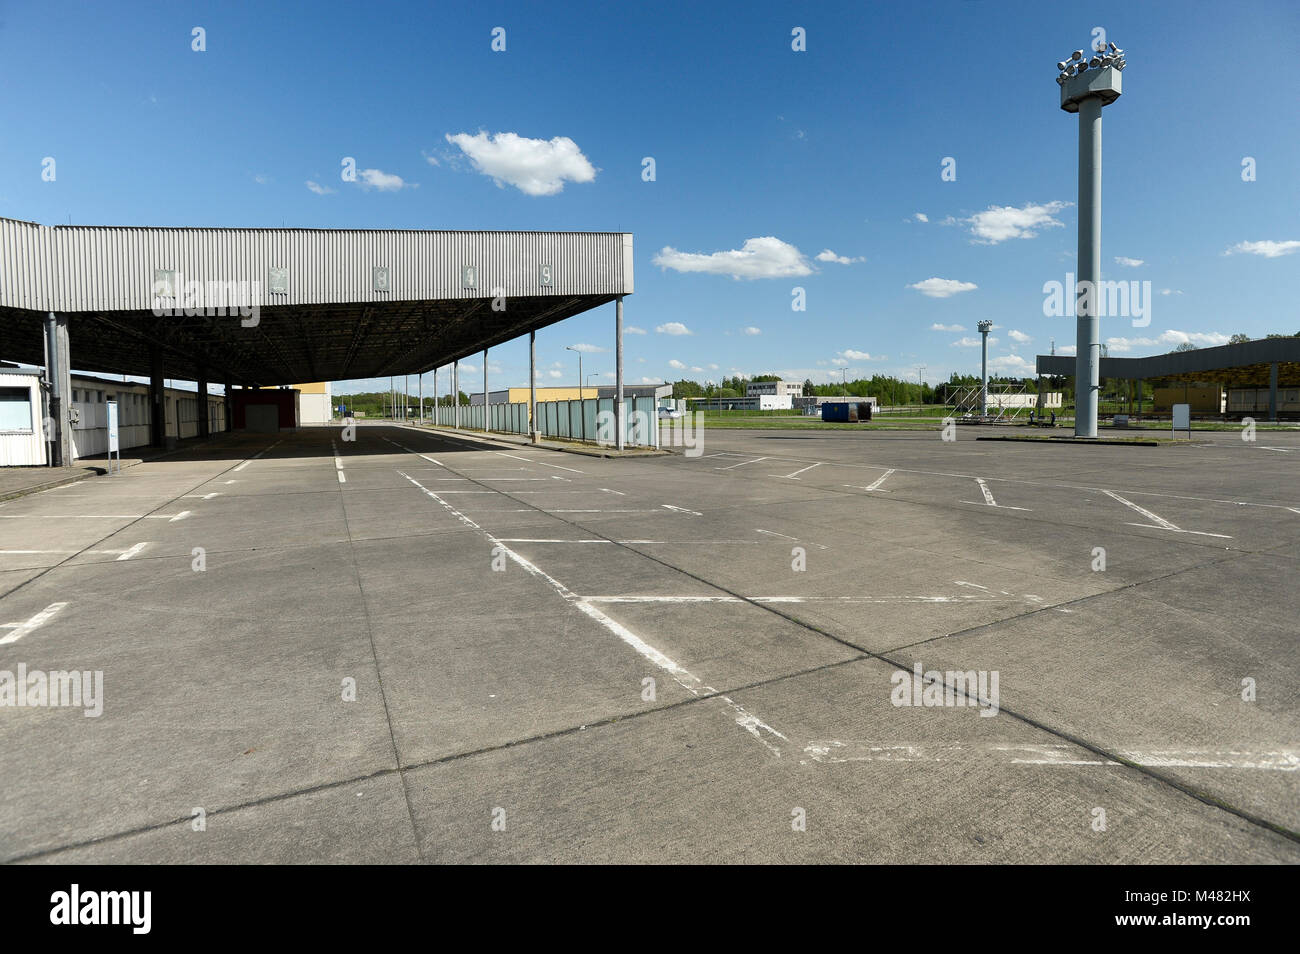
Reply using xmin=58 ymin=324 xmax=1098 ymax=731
xmin=1 ymin=422 xmax=1296 ymax=863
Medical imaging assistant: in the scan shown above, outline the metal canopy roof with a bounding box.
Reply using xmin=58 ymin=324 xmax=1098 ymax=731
xmin=1036 ymin=337 xmax=1300 ymax=386
xmin=0 ymin=218 xmax=632 ymax=385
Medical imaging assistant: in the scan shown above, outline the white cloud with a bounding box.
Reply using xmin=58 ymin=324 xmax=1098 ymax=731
xmin=638 ymin=376 xmax=659 ymax=384
xmin=708 ymin=363 xmax=720 ymax=370
xmin=909 ymin=277 xmax=978 ymax=298
xmin=1114 ymin=256 xmax=1144 ymax=267
xmin=656 ymin=322 xmax=692 ymax=336
xmin=1105 ymin=330 xmax=1230 ymax=353
xmin=357 ymin=168 xmax=408 ymax=191
xmin=914 ymin=213 xmax=929 ymax=223
xmin=838 ymin=349 xmax=874 ymax=361
xmin=444 ymin=131 xmax=596 ymax=196
xmin=952 ymin=336 xmax=996 ymax=347
xmin=815 ymin=248 xmax=864 ymax=265
xmin=961 ymin=200 xmax=1071 ymax=244
xmin=1159 ymin=288 xmax=1184 ymax=296
xmin=1226 ymin=240 xmax=1300 ymax=258
xmin=305 ymin=180 xmax=335 ymax=195
xmin=568 ymin=342 xmax=606 ymax=353
xmin=547 ymin=370 xmax=563 ymax=379
xmin=743 ymin=326 xmax=762 ymax=336
xmin=668 ymin=359 xmax=687 ymax=370
xmin=652 ymin=236 xmax=813 ymax=280
xmin=1007 ymin=329 xmax=1032 ymax=344
xmin=625 ymin=326 xmax=647 ymax=335
xmin=253 ymin=174 xmax=271 ymax=185
xmin=930 ymin=323 xmax=965 ymax=332
xmin=988 ymin=354 xmax=1035 ymax=374
xmin=424 ymin=154 xmax=440 ymax=166
xmin=690 ymin=366 xmax=704 ymax=372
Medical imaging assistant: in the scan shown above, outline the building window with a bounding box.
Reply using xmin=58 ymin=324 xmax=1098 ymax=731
xmin=0 ymin=386 xmax=34 ymax=431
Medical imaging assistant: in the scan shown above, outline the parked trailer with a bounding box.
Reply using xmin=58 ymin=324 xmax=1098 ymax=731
xmin=821 ymin=402 xmax=873 ymax=423
xmin=1226 ymin=387 xmax=1300 ymax=420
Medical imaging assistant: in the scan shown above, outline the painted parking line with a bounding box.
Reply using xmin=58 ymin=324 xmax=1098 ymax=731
xmin=232 ymin=439 xmax=282 ymax=472
xmin=0 ymin=602 xmax=69 ymax=646
xmin=115 ymin=542 xmax=149 ymax=561
xmin=398 ymin=469 xmax=788 ymax=756
xmin=1103 ymin=489 xmax=1232 ymax=539
xmin=844 ymin=469 xmax=895 ymax=493
xmin=755 ymin=528 xmax=829 ymax=550
xmin=494 ymin=538 xmax=664 ymax=545
xmin=662 ymin=504 xmax=703 ymax=516
xmin=169 ymin=510 xmax=192 ymax=522
xmin=803 ymin=741 xmax=1300 ymax=771
xmin=773 ymin=462 xmax=822 ymax=479
xmin=600 ymin=488 xmax=625 ymax=496
xmin=960 ymin=478 xmax=1032 ymax=512
xmin=715 ymin=456 xmax=767 ymax=470
xmin=494 ymin=452 xmax=584 ymax=474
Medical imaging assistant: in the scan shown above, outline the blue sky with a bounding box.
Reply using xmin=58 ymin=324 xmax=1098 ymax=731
xmin=2 ymin=0 xmax=1297 ymax=395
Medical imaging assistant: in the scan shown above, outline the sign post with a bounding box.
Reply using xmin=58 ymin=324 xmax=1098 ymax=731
xmin=106 ymin=400 xmax=120 ymax=474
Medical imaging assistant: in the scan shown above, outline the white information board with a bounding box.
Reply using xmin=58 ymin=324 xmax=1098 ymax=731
xmin=106 ymin=400 xmax=120 ymax=473
xmin=106 ymin=400 xmax=119 ymax=452
xmin=1171 ymin=403 xmax=1190 ymax=434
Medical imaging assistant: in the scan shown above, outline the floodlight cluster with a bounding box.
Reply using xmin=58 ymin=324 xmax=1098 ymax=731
xmin=1055 ymin=42 xmax=1125 ymax=85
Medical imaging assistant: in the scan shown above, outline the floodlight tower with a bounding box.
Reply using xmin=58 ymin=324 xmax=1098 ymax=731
xmin=1057 ymin=43 xmax=1125 ymax=437
xmin=977 ymin=320 xmax=993 ymax=416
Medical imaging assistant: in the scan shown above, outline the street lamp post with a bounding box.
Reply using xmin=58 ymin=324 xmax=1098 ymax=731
xmin=1057 ymin=42 xmax=1125 ymax=437
xmin=565 ymin=346 xmax=583 ymax=400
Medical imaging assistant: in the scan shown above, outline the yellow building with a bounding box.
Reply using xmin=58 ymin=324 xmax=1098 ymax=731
xmin=1151 ymin=385 xmax=1221 ymax=413
xmin=261 ymin=381 xmax=333 ymax=423
xmin=472 ymin=384 xmax=671 ymax=405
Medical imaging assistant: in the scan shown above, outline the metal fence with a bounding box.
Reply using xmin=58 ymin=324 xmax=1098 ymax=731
xmin=421 ymin=396 xmax=658 ymax=448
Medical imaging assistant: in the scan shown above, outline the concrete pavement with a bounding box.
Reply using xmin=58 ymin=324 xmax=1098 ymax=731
xmin=1 ymin=423 xmax=1296 ymax=863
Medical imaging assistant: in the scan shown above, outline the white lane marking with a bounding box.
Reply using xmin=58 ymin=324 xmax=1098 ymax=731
xmin=550 ymin=475 xmax=571 ymax=482
xmin=494 ymin=452 xmax=584 ymax=473
xmin=585 ymin=594 xmax=1022 ymax=604
xmin=662 ymin=504 xmax=703 ymax=516
xmin=553 ymin=509 xmax=661 ymax=513
xmin=774 ymin=462 xmax=821 ymax=479
xmin=224 ymin=480 xmax=238 ymax=485
xmin=0 ymin=602 xmax=69 ymax=645
xmin=1289 ymin=508 xmax=1300 ymax=515
xmin=495 ymin=539 xmax=663 ymax=544
xmin=1 ymin=514 xmax=144 ymax=519
xmin=1258 ymin=447 xmax=1293 ymax=453
xmin=803 ymin=741 xmax=1300 ymax=771
xmin=338 ymin=472 xmax=347 ymax=484
xmin=863 ymin=469 xmax=895 ymax=492
xmin=115 ymin=542 xmax=149 ymax=561
xmin=1103 ymin=489 xmax=1179 ymax=530
xmin=960 ymin=478 xmax=1032 ymax=511
xmin=600 ymin=488 xmax=626 ymax=496
xmin=754 ymin=529 xmax=828 ymax=549
xmin=715 ymin=456 xmax=767 ymax=470
xmin=169 ymin=510 xmax=192 ymax=522
xmin=232 ymin=440 xmax=281 ymax=472
xmin=1104 ymin=489 xmax=1233 ymax=538
xmin=1121 ymin=522 xmax=1232 ymax=539
xmin=398 ymin=470 xmax=786 ymax=756
xmin=183 ymin=493 xmax=220 ymax=500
